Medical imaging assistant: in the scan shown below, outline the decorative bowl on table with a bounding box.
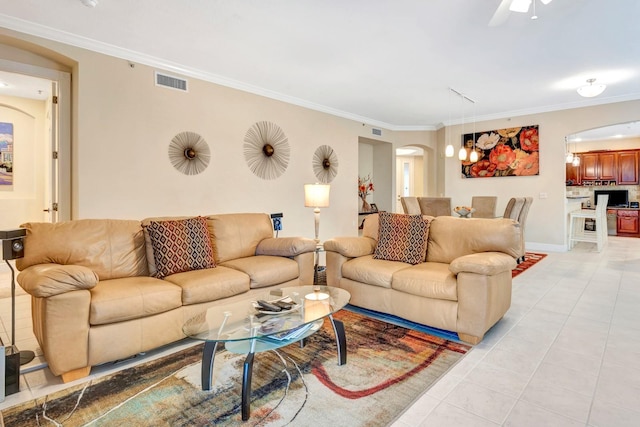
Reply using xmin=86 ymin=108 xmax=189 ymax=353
xmin=453 ymin=206 xmax=475 ymax=218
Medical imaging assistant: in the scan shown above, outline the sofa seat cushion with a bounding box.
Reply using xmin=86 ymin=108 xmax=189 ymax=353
xmin=221 ymin=255 xmax=299 ymax=289
xmin=342 ymin=255 xmax=411 ymax=289
xmin=392 ymin=262 xmax=457 ymax=301
xmin=164 ymin=266 xmax=250 ymax=305
xmin=89 ymin=277 xmax=182 ymax=325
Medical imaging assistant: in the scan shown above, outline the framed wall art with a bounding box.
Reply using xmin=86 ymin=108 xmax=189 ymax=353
xmin=461 ymin=125 xmax=539 ymax=178
xmin=0 ymin=122 xmax=14 ymax=188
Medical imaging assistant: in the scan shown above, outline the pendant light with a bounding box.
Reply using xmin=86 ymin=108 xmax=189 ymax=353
xmin=469 ymin=101 xmax=479 ymax=162
xmin=458 ymin=90 xmax=467 ymax=161
xmin=565 ymin=136 xmax=574 ymax=163
xmin=445 ymin=88 xmax=454 ymax=157
xmin=571 ymin=139 xmax=580 ymax=166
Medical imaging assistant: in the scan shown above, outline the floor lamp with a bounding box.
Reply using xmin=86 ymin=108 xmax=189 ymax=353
xmin=304 ymin=183 xmax=330 ymax=243
xmin=1 ymin=230 xmax=36 ymax=366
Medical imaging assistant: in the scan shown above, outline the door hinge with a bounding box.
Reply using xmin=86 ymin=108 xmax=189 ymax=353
xmin=52 ymin=95 xmax=58 ymax=104
xmin=52 ymin=151 xmax=58 ymax=159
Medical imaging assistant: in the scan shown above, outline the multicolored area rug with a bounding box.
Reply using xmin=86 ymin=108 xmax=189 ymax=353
xmin=1 ymin=310 xmax=470 ymax=427
xmin=512 ymin=252 xmax=547 ymax=278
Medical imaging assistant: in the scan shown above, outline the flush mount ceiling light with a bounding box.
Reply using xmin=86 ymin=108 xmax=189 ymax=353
xmin=80 ymin=0 xmax=99 ymax=7
xmin=509 ymin=0 xmax=552 ymax=13
xmin=491 ymin=0 xmax=552 ymax=25
xmin=577 ymin=78 xmax=607 ymax=98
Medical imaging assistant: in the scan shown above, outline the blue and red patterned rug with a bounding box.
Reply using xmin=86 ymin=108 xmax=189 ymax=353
xmin=1 ymin=310 xmax=470 ymax=426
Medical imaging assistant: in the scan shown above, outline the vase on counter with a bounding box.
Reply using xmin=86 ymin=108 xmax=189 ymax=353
xmin=361 ymin=197 xmax=371 ymax=213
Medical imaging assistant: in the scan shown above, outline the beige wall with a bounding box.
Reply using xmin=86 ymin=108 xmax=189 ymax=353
xmin=442 ymin=101 xmax=640 ymax=251
xmin=0 ymin=95 xmax=47 ymax=229
xmin=2 ymin=27 xmax=639 ymax=249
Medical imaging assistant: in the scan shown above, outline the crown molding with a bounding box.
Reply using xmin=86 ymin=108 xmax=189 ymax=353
xmin=2 ymin=14 xmax=638 ymax=133
xmin=0 ymin=15 xmax=437 ymax=132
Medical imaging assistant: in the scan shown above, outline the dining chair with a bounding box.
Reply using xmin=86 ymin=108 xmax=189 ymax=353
xmin=400 ymin=197 xmax=421 ymax=215
xmin=471 ymin=196 xmax=498 ymax=218
xmin=417 ymin=197 xmax=451 ymax=217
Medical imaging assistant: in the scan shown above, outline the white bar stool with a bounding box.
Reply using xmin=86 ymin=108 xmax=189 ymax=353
xmin=568 ymin=194 xmax=609 ymax=251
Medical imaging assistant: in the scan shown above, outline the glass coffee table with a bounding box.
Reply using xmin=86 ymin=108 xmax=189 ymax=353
xmin=182 ymin=285 xmax=351 ymax=421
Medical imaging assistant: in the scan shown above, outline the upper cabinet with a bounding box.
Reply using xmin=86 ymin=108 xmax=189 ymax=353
xmin=617 ymin=151 xmax=639 ymax=185
xmin=572 ymin=149 xmax=639 ymax=186
xmin=565 ymin=162 xmax=580 ymax=185
xmin=580 ymin=152 xmax=617 ymax=181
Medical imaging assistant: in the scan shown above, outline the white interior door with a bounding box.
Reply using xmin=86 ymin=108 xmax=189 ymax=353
xmin=395 ymin=156 xmax=414 ymax=212
xmin=44 ymin=81 xmax=59 ymax=222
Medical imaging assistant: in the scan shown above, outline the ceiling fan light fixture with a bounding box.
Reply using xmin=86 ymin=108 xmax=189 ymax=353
xmin=577 ymin=78 xmax=606 ymax=98
xmin=509 ymin=0 xmax=532 ymax=13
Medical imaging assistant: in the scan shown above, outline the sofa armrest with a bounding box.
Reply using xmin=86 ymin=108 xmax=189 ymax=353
xmin=323 ymin=237 xmax=376 ymax=258
xmin=256 ymin=237 xmax=317 ymax=257
xmin=449 ymin=252 xmax=517 ymax=276
xmin=17 ymin=263 xmax=99 ymax=298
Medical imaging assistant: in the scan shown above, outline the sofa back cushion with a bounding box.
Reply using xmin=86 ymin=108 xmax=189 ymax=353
xmin=373 ymin=212 xmax=430 ymax=264
xmin=16 ymin=219 xmax=149 ymax=280
xmin=146 ymin=216 xmax=216 ymax=278
xmin=207 ymin=213 xmax=273 ymax=263
xmin=426 ymin=216 xmax=521 ymax=263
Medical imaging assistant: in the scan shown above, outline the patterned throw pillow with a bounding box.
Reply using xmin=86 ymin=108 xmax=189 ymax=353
xmin=146 ymin=216 xmax=216 ymax=279
xmin=373 ymin=212 xmax=430 ymax=265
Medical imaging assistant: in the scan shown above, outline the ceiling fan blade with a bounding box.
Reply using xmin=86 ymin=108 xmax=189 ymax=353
xmin=489 ymin=0 xmax=512 ymax=27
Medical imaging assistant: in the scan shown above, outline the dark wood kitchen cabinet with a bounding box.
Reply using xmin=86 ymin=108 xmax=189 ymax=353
xmin=565 ymin=162 xmax=580 ymax=185
xmin=617 ymin=151 xmax=639 ymax=185
xmin=617 ymin=209 xmax=639 ymax=236
xmin=583 ymin=152 xmax=616 ymax=180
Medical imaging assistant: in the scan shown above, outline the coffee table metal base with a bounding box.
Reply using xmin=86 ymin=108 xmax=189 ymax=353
xmin=200 ymin=314 xmax=346 ymax=421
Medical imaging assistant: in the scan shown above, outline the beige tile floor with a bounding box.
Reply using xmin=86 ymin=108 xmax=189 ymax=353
xmin=1 ymin=237 xmax=639 ymax=426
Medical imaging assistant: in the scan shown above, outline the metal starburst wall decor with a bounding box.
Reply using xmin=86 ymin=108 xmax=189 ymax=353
xmin=312 ymin=145 xmax=339 ymax=183
xmin=243 ymin=121 xmax=290 ymax=180
xmin=168 ymin=131 xmax=210 ymax=175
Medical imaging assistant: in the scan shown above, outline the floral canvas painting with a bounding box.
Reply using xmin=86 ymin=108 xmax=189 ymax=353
xmin=461 ymin=125 xmax=539 ymax=178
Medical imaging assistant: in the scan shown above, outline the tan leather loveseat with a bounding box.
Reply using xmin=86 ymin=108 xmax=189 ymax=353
xmin=16 ymin=213 xmax=316 ymax=381
xmin=324 ymin=213 xmax=520 ymax=344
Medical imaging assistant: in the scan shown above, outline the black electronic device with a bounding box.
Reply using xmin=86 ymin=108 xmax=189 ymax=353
xmin=270 ymin=213 xmax=283 ymax=235
xmin=594 ymin=189 xmax=629 ymax=207
xmin=1 ymin=228 xmax=35 ymax=388
xmin=273 ymin=301 xmax=295 ymax=310
xmin=256 ymin=300 xmax=282 ymax=312
xmin=0 ymin=229 xmax=25 ymax=261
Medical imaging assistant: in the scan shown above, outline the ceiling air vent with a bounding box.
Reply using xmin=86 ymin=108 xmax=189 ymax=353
xmin=155 ymin=71 xmax=188 ymax=92
xmin=372 ymin=128 xmax=382 ymax=136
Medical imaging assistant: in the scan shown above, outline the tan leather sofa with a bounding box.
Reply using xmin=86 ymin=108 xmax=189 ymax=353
xmin=324 ymin=214 xmax=520 ymax=344
xmin=16 ymin=213 xmax=316 ymax=381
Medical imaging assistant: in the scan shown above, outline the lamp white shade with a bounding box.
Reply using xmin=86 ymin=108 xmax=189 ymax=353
xmin=304 ymin=184 xmax=330 ymax=208
xmin=304 ymin=183 xmax=330 ymax=242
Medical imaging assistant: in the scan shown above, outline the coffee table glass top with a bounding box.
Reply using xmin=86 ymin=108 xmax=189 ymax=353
xmin=182 ymin=285 xmax=350 ymax=343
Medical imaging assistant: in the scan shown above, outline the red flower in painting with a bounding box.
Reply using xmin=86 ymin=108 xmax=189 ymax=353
xmin=489 ymin=144 xmax=516 ymax=170
xmin=519 ymin=128 xmax=539 ymax=152
xmin=513 ymin=151 xmax=539 ymax=176
xmin=470 ymin=159 xmax=497 ymax=177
